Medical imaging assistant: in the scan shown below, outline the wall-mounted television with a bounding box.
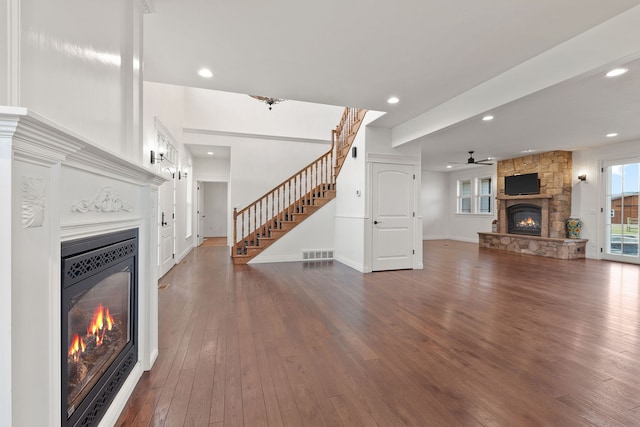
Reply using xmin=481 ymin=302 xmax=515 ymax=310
xmin=504 ymin=173 xmax=539 ymax=195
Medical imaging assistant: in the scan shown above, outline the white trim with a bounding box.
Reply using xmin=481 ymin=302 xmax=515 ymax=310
xmin=7 ymin=0 xmax=20 ymax=105
xmin=2 ymin=109 xmax=166 ymax=186
xmin=183 ymin=127 xmax=331 ymax=145
xmin=136 ymin=0 xmax=155 ymax=14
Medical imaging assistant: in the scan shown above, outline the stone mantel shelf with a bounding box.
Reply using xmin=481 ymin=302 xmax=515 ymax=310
xmin=497 ymin=194 xmax=553 ymax=200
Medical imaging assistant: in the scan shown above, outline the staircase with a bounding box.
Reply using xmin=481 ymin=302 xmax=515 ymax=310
xmin=232 ymin=107 xmax=367 ymax=264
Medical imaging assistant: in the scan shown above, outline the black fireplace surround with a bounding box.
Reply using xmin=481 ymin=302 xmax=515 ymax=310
xmin=508 ymin=204 xmax=542 ymax=236
xmin=61 ymin=229 xmax=138 ymax=427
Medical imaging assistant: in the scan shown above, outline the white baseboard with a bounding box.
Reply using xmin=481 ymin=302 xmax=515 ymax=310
xmin=334 ymin=254 xmax=366 ymax=273
xmin=249 ymin=254 xmax=301 ymax=264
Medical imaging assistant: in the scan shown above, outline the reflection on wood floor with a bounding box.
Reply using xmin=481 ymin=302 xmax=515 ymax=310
xmin=117 ymin=240 xmax=640 ymax=426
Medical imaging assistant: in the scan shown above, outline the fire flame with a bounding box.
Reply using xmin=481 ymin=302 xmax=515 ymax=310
xmin=68 ymin=333 xmax=86 ymax=362
xmin=87 ymin=303 xmax=115 ymax=346
xmin=68 ymin=303 xmax=116 ymax=363
xmin=518 ymin=217 xmax=538 ymax=228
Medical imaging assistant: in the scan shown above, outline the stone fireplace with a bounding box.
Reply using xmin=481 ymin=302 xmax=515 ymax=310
xmin=1 ymin=109 xmax=165 ymax=427
xmin=478 ymin=151 xmax=587 ymax=259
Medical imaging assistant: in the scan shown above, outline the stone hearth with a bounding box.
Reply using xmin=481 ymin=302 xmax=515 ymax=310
xmin=478 ymin=232 xmax=587 ymax=259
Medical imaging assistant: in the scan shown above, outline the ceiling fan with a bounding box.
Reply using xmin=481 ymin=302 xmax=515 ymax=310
xmin=449 ymin=151 xmax=494 ymax=167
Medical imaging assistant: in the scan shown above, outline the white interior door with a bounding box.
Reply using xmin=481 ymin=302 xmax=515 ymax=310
xmin=159 ymin=174 xmax=175 ymax=277
xmin=197 ymin=182 xmax=204 ymax=246
xmin=372 ymin=163 xmax=415 ymax=271
xmin=603 ymin=159 xmax=640 ymax=263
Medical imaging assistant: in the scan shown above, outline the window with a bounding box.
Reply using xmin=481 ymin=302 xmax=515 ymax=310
xmin=477 ymin=177 xmax=492 ymax=213
xmin=457 ymin=177 xmax=492 ymax=214
xmin=458 ymin=179 xmax=472 ymax=213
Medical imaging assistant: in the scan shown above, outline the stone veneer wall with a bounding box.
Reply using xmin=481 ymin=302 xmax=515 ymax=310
xmin=497 ymin=151 xmax=572 ymax=238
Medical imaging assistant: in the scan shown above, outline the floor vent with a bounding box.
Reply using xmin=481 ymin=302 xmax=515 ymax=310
xmin=302 ymin=249 xmax=334 ymax=260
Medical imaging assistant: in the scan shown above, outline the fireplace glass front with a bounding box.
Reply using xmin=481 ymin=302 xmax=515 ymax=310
xmin=61 ymin=229 xmax=138 ymax=427
xmin=508 ymin=204 xmax=542 ymax=236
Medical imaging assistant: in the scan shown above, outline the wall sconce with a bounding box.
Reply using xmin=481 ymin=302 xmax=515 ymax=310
xmin=178 ymin=171 xmax=187 ymax=180
xmin=150 ymin=150 xmax=165 ymax=164
xmin=578 ymin=174 xmax=587 ymax=182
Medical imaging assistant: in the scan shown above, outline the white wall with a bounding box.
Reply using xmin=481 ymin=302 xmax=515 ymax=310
xmin=446 ymin=165 xmax=497 ymax=243
xmin=421 ymin=170 xmax=449 ymax=239
xmin=183 ymin=87 xmax=344 ymax=140
xmin=0 ymin=0 xmax=7 ymax=105
xmin=18 ymin=0 xmax=141 ymax=156
xmin=183 ymin=131 xmax=329 ymax=242
xmin=572 ymin=139 xmax=640 ymax=259
xmin=203 ymin=182 xmax=228 ymax=237
xmin=251 ymin=201 xmax=336 ymax=263
xmin=193 ymin=157 xmax=230 ymax=182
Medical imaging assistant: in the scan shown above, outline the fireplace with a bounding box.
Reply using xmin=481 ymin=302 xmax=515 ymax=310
xmin=508 ymin=204 xmax=542 ymax=236
xmin=61 ymin=229 xmax=138 ymax=427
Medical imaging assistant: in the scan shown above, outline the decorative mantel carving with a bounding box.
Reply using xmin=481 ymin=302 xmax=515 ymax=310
xmin=71 ymin=187 xmax=133 ymax=213
xmin=22 ymin=176 xmax=46 ymax=228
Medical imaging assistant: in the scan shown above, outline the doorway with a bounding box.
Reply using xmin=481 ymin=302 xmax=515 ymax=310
xmin=371 ymin=162 xmax=416 ymax=271
xmin=198 ymin=182 xmax=229 ymax=246
xmin=158 ymin=172 xmax=176 ymax=277
xmin=603 ymin=159 xmax=639 ymax=263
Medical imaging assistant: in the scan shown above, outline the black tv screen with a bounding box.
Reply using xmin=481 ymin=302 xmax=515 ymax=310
xmin=505 ymin=173 xmax=539 ymax=195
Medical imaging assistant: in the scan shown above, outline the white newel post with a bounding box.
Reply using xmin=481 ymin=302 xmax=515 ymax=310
xmin=1 ymin=107 xmax=165 ymax=427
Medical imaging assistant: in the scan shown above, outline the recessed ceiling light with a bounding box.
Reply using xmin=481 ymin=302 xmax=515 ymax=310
xmin=387 ymin=97 xmax=399 ymax=104
xmin=606 ymin=68 xmax=628 ymax=78
xmin=446 ymin=165 xmax=452 ymax=169
xmin=522 ymin=149 xmax=535 ymax=153
xmin=207 ymin=151 xmax=214 ymax=155
xmin=482 ymin=115 xmax=494 ymax=121
xmin=198 ymin=68 xmax=213 ymax=78
xmin=606 ymin=133 xmax=618 ymax=138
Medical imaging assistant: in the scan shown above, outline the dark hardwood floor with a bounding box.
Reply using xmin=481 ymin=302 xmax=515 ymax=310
xmin=116 ymin=240 xmax=640 ymax=426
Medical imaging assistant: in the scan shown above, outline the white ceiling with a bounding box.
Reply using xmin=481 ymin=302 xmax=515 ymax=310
xmin=143 ymin=0 xmax=640 ymax=171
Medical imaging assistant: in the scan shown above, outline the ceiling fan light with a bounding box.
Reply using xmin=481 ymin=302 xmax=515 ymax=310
xmin=250 ymin=95 xmax=285 ymax=110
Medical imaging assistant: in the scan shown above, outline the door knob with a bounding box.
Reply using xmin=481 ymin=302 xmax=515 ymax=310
xmin=374 ymin=220 xmax=382 ymax=224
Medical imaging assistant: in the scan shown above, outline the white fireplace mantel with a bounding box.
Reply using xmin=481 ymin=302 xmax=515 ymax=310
xmin=1 ymin=107 xmax=165 ymax=427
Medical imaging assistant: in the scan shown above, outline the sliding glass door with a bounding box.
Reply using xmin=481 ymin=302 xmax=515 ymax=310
xmin=604 ymin=159 xmax=640 ymax=263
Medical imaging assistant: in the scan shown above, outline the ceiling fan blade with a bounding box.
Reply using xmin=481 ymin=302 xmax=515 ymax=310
xmin=474 ymin=161 xmax=494 ymax=165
